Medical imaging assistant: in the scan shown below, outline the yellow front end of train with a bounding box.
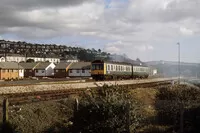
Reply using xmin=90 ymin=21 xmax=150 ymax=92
xmin=91 ymin=60 xmax=106 ymax=80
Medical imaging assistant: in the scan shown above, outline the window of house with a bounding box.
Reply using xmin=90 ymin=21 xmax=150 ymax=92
xmin=70 ymin=70 xmax=72 ymax=73
xmin=11 ymin=69 xmax=13 ymax=72
xmin=111 ymin=65 xmax=113 ymax=71
xmin=82 ymin=70 xmax=85 ymax=73
xmin=77 ymin=70 xmax=79 ymax=73
xmin=36 ymin=70 xmax=38 ymax=73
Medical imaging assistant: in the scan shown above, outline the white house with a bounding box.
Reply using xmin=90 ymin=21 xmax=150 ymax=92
xmin=60 ymin=56 xmax=79 ymax=63
xmin=0 ymin=57 xmax=5 ymax=62
xmin=27 ymin=57 xmax=60 ymax=63
xmin=0 ymin=54 xmax=26 ymax=62
xmin=19 ymin=69 xmax=24 ymax=79
xmin=45 ymin=58 xmax=60 ymax=63
xmin=34 ymin=62 xmax=56 ymax=77
xmin=68 ymin=62 xmax=91 ymax=77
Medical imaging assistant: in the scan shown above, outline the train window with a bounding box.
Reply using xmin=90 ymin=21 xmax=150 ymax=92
xmin=111 ymin=65 xmax=113 ymax=71
xmin=107 ymin=65 xmax=110 ymax=71
xmin=96 ymin=65 xmax=100 ymax=70
xmin=100 ymin=64 xmax=103 ymax=70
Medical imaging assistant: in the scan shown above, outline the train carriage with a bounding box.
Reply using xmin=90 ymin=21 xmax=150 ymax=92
xmin=91 ymin=60 xmax=149 ymax=81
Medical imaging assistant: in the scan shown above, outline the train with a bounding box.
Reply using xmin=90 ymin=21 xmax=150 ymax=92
xmin=91 ymin=60 xmax=150 ymax=81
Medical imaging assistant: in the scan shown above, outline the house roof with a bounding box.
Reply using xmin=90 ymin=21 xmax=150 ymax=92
xmin=55 ymin=62 xmax=71 ymax=69
xmin=69 ymin=62 xmax=91 ymax=69
xmin=0 ymin=62 xmax=23 ymax=69
xmin=35 ymin=62 xmax=52 ymax=69
xmin=19 ymin=62 xmax=39 ymax=69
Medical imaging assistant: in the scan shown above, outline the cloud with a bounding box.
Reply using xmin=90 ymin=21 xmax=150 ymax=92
xmin=0 ymin=0 xmax=200 ymax=61
xmin=180 ymin=27 xmax=193 ymax=36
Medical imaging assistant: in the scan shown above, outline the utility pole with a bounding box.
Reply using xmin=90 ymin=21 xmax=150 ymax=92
xmin=177 ymin=42 xmax=181 ymax=84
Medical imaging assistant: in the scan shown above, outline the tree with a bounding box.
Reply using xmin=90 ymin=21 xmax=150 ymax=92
xmin=98 ymin=49 xmax=101 ymax=53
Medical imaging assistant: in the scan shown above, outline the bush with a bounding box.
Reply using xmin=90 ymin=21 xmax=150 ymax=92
xmin=155 ymin=84 xmax=200 ymax=132
xmin=71 ymin=85 xmax=143 ymax=133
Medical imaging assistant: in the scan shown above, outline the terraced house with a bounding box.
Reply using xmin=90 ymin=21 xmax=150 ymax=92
xmin=19 ymin=62 xmax=39 ymax=78
xmin=0 ymin=62 xmax=24 ymax=80
xmin=54 ymin=62 xmax=72 ymax=78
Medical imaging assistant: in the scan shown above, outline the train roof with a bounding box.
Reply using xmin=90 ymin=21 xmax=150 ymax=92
xmin=92 ymin=60 xmax=148 ymax=67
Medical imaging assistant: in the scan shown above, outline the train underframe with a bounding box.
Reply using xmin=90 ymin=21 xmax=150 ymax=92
xmin=92 ymin=74 xmax=148 ymax=81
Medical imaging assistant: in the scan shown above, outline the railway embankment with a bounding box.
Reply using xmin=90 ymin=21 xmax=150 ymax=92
xmin=0 ymin=82 xmax=200 ymax=133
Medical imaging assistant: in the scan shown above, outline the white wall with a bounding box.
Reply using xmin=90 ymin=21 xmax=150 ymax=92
xmin=35 ymin=63 xmax=56 ymax=77
xmin=6 ymin=56 xmax=26 ymax=62
xmin=66 ymin=60 xmax=78 ymax=63
xmin=45 ymin=63 xmax=56 ymax=76
xmin=68 ymin=69 xmax=91 ymax=77
xmin=0 ymin=57 xmax=5 ymax=62
xmin=35 ymin=69 xmax=46 ymax=77
xmin=45 ymin=58 xmax=60 ymax=63
xmin=19 ymin=69 xmax=24 ymax=79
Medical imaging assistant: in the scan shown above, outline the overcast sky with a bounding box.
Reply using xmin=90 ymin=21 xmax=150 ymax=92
xmin=0 ymin=0 xmax=200 ymax=62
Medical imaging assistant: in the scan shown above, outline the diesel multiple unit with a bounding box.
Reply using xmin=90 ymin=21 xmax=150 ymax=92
xmin=91 ymin=60 xmax=149 ymax=80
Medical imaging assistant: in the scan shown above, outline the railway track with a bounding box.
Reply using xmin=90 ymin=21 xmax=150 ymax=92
xmin=0 ymin=79 xmax=174 ymax=106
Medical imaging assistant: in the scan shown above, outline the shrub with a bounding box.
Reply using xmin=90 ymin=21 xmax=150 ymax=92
xmin=72 ymin=85 xmax=143 ymax=133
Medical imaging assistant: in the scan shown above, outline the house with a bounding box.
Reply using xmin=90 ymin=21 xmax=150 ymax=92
xmin=60 ymin=55 xmax=79 ymax=63
xmin=19 ymin=62 xmax=39 ymax=78
xmin=54 ymin=62 xmax=72 ymax=78
xmin=68 ymin=62 xmax=91 ymax=77
xmin=26 ymin=57 xmax=60 ymax=63
xmin=0 ymin=54 xmax=26 ymax=62
xmin=0 ymin=62 xmax=24 ymax=80
xmin=34 ymin=62 xmax=56 ymax=77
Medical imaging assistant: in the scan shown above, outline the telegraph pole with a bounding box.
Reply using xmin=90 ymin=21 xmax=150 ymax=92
xmin=177 ymin=42 xmax=181 ymax=84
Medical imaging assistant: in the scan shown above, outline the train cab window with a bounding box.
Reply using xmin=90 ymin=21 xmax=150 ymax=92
xmin=82 ymin=70 xmax=85 ymax=73
xmin=92 ymin=65 xmax=95 ymax=70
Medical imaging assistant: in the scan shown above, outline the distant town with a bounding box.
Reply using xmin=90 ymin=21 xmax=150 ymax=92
xmin=0 ymin=39 xmax=111 ymax=63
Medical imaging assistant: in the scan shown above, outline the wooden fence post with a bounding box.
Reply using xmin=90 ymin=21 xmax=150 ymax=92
xmin=3 ymin=98 xmax=9 ymax=123
xmin=126 ymin=103 xmax=130 ymax=133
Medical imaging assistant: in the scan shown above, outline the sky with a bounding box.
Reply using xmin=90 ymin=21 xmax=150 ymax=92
xmin=0 ymin=0 xmax=200 ymax=63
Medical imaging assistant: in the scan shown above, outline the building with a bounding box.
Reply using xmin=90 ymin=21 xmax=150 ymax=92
xmin=68 ymin=62 xmax=91 ymax=77
xmin=26 ymin=57 xmax=60 ymax=63
xmin=0 ymin=62 xmax=24 ymax=80
xmin=0 ymin=54 xmax=60 ymax=63
xmin=54 ymin=62 xmax=72 ymax=78
xmin=0 ymin=54 xmax=26 ymax=62
xmin=34 ymin=62 xmax=55 ymax=77
xmin=19 ymin=62 xmax=39 ymax=78
xmin=60 ymin=55 xmax=79 ymax=63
